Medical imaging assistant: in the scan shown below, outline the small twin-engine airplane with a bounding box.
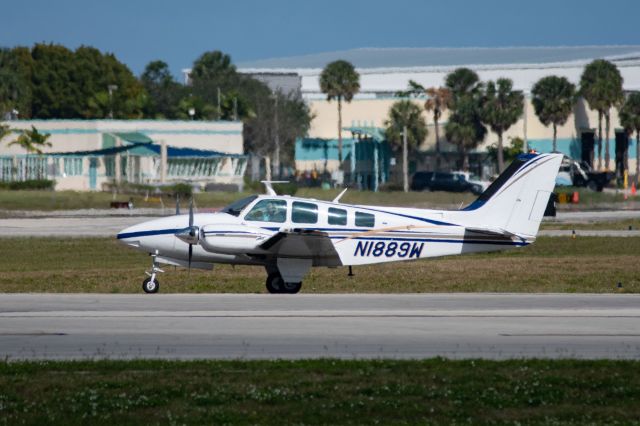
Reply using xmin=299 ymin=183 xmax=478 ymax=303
xmin=117 ymin=153 xmax=563 ymax=293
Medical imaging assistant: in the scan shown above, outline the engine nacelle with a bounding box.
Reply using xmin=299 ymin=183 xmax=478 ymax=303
xmin=200 ymin=223 xmax=273 ymax=254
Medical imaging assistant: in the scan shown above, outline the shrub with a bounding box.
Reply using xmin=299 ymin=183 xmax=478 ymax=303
xmin=272 ymin=182 xmax=298 ymax=196
xmin=0 ymin=179 xmax=55 ymax=190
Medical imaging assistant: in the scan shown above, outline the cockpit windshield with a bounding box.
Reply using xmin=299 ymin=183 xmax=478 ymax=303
xmin=220 ymin=195 xmax=258 ymax=217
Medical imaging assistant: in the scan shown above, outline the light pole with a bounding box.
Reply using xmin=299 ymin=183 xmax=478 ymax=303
xmin=272 ymin=93 xmax=280 ymax=179
xmin=188 ymin=108 xmax=195 ymax=121
xmin=107 ymin=85 xmax=118 ymax=119
xmin=402 ymin=126 xmax=408 ymax=193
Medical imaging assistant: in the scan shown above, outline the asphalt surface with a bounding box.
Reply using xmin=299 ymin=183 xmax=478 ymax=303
xmin=2 ymin=293 xmax=639 ymax=360
xmin=1 ymin=209 xmax=639 ymax=237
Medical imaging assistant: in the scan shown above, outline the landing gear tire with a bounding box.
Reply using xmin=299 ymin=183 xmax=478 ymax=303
xmin=266 ymin=273 xmax=302 ymax=294
xmin=143 ymin=277 xmax=159 ymax=294
xmin=282 ymin=281 xmax=302 ymax=294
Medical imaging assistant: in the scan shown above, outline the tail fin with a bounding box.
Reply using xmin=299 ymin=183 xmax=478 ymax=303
xmin=463 ymin=153 xmax=563 ymax=238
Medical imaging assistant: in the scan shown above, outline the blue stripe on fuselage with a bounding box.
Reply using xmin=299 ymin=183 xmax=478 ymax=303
xmin=116 ymin=228 xmax=184 ymax=239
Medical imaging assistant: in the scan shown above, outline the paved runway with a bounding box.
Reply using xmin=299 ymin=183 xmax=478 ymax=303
xmin=1 ymin=294 xmax=639 ymax=360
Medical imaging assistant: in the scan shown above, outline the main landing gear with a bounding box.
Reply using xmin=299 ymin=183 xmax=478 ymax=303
xmin=143 ymin=252 xmax=164 ymax=294
xmin=265 ymin=272 xmax=302 ymax=294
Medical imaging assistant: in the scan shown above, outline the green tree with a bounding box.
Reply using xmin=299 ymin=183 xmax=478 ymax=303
xmin=319 ymin=60 xmax=360 ymax=170
xmin=580 ymin=59 xmax=624 ymax=170
xmin=384 ymin=100 xmax=428 ymax=192
xmin=424 ymin=87 xmax=451 ymax=171
xmin=445 ymin=96 xmax=487 ymax=171
xmin=0 ymin=47 xmax=32 ymax=118
xmin=243 ymin=86 xmax=312 ymax=179
xmin=487 ymin=136 xmax=525 ymax=167
xmin=397 ymin=80 xmax=451 ymax=171
xmin=445 ymin=68 xmax=481 ymax=100
xmin=27 ymin=44 xmax=146 ymax=119
xmin=0 ymin=124 xmax=11 ymax=141
xmin=444 ymin=68 xmax=485 ymax=171
xmin=177 ymin=95 xmax=217 ymax=120
xmin=141 ymin=60 xmax=184 ymax=119
xmin=481 ymin=78 xmax=524 ymax=172
xmin=619 ymin=93 xmax=640 ymax=185
xmin=190 ymin=51 xmax=242 ymax=120
xmin=9 ymin=126 xmax=51 ymax=154
xmin=531 ymin=76 xmax=575 ymax=153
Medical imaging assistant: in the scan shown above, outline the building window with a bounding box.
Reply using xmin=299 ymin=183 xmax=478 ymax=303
xmin=328 ymin=207 xmax=347 ymax=226
xmin=245 ymin=199 xmax=287 ymax=223
xmin=64 ymin=157 xmax=83 ymax=176
xmin=105 ymin=157 xmax=115 ymax=177
xmin=292 ymin=201 xmax=318 ymax=224
xmin=355 ymin=212 xmax=375 ymax=227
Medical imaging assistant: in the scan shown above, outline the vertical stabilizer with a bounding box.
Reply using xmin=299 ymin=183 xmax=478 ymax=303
xmin=463 ymin=153 xmax=563 ymax=238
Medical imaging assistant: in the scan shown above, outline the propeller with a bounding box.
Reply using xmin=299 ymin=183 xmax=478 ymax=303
xmin=175 ymin=198 xmax=199 ymax=273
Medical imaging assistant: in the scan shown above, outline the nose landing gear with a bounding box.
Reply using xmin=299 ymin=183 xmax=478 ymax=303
xmin=143 ymin=252 xmax=164 ymax=294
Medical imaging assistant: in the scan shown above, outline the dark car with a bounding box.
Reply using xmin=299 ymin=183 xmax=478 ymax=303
xmin=410 ymin=171 xmax=484 ymax=195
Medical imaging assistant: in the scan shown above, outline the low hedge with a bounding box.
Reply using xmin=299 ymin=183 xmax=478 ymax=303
xmin=0 ymin=180 xmax=55 ymax=190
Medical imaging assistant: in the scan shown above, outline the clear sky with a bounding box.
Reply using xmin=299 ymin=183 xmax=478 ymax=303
xmin=2 ymin=0 xmax=639 ymax=77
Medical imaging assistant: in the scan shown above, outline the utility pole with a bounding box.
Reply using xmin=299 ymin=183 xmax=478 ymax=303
xmin=107 ymin=85 xmax=118 ymax=119
xmin=217 ymin=87 xmax=221 ymax=120
xmin=523 ymin=92 xmax=528 ymax=153
xmin=273 ymin=94 xmax=280 ymax=179
xmin=402 ymin=126 xmax=409 ymax=193
xmin=233 ymin=97 xmax=238 ymax=121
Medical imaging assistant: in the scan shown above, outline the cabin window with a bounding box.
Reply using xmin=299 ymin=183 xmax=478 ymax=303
xmin=292 ymin=201 xmax=318 ymax=224
xmin=355 ymin=211 xmax=375 ymax=227
xmin=244 ymin=199 xmax=287 ymax=223
xmin=328 ymin=207 xmax=347 ymax=226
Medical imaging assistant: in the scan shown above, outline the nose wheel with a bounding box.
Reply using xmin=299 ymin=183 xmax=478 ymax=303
xmin=143 ymin=252 xmax=164 ymax=294
xmin=143 ymin=276 xmax=159 ymax=293
xmin=266 ymin=272 xmax=302 ymax=294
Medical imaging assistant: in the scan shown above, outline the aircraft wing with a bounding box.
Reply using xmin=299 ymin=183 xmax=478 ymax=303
xmin=259 ymin=229 xmax=342 ymax=267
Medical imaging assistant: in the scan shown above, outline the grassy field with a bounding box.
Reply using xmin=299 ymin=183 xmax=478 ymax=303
xmin=1 ymin=359 xmax=639 ymax=425
xmin=0 ymin=236 xmax=637 ymax=293
xmin=0 ymin=186 xmax=635 ymax=211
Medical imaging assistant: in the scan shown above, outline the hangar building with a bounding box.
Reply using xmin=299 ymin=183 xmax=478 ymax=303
xmin=238 ymin=46 xmax=640 ymax=180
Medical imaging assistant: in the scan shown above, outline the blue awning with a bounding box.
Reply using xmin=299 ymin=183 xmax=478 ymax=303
xmin=47 ymin=143 xmax=245 ymax=158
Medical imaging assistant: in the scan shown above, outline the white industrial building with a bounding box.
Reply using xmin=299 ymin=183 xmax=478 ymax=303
xmin=236 ymin=46 xmax=640 ymax=178
xmin=0 ymin=120 xmax=246 ymax=191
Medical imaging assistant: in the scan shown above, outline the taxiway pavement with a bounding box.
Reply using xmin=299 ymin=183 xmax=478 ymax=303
xmin=1 ymin=293 xmax=639 ymax=360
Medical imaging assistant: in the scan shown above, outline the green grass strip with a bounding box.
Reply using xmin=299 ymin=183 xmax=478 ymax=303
xmin=1 ymin=359 xmax=639 ymax=425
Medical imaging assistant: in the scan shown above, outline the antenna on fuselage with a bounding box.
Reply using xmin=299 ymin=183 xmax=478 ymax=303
xmin=260 ymin=180 xmax=289 ymax=196
xmin=333 ymin=188 xmax=348 ymax=203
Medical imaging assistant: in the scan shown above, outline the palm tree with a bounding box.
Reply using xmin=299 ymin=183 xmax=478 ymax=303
xmin=580 ymin=59 xmax=624 ymax=170
xmin=384 ymin=100 xmax=428 ymax=192
xmin=531 ymin=76 xmax=576 ymax=153
xmin=445 ymin=68 xmax=481 ymax=100
xmin=397 ymin=81 xmax=451 ymax=170
xmin=445 ymin=96 xmax=487 ymax=171
xmin=424 ymin=87 xmax=451 ymax=171
xmin=444 ymin=68 xmax=485 ymax=171
xmin=9 ymin=126 xmax=52 ymax=154
xmin=319 ymin=60 xmax=360 ymax=171
xmin=481 ymin=78 xmax=524 ymax=172
xmin=619 ymin=93 xmax=640 ymax=186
